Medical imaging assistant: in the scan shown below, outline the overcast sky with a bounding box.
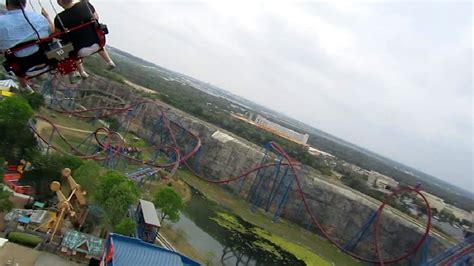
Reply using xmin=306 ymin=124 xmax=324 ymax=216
xmin=36 ymin=1 xmax=473 ymax=190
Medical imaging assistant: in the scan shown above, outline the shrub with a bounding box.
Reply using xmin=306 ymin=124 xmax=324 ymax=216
xmin=7 ymin=232 xmax=43 ymax=247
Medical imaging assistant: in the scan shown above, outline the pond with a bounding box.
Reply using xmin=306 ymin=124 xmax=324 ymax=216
xmin=170 ymin=187 xmax=305 ymax=265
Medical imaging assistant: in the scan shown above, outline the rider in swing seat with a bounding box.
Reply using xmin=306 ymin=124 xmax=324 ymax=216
xmin=0 ymin=0 xmax=53 ymax=92
xmin=54 ymin=0 xmax=115 ymax=79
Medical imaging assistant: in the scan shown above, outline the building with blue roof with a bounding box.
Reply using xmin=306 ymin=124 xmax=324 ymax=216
xmin=100 ymin=233 xmax=200 ymax=266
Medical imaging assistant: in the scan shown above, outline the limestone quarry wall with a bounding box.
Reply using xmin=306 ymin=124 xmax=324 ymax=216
xmin=81 ymin=77 xmax=447 ymax=260
xmin=165 ymin=113 xmax=447 ymax=259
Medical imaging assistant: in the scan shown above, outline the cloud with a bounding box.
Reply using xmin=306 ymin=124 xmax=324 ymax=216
xmin=85 ymin=1 xmax=472 ymax=189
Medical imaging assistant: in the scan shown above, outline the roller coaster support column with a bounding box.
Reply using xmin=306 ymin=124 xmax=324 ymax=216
xmin=150 ymin=117 xmax=164 ymax=145
xmin=237 ymin=172 xmax=246 ymax=195
xmin=264 ymin=158 xmax=285 ymax=212
xmin=252 ymin=154 xmax=284 ymax=211
xmin=412 ymin=235 xmax=431 ymax=266
xmin=424 ymin=236 xmax=474 ymax=265
xmin=122 ymin=106 xmax=138 ymax=133
xmin=174 ymin=123 xmax=186 ymax=144
xmin=45 ymin=127 xmax=56 ymax=154
xmin=93 ymin=110 xmax=100 ymax=126
xmin=343 ymin=210 xmax=378 ymax=252
xmin=192 ymin=147 xmax=203 ymax=175
xmin=41 ymin=75 xmax=54 ymax=96
xmin=64 ymin=89 xmax=76 ymax=110
xmin=247 ymin=143 xmax=271 ymax=201
xmin=248 ymin=143 xmax=272 ymax=210
xmin=75 ymin=132 xmax=95 ymax=155
xmin=105 ymin=147 xmax=117 ymax=169
xmin=272 ymin=172 xmax=294 ymax=223
xmin=50 ymin=88 xmax=60 ymax=108
xmin=151 ymin=149 xmax=161 ymax=164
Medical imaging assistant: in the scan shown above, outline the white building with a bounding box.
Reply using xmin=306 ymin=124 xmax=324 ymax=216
xmin=422 ymin=192 xmax=446 ymax=211
xmin=421 ymin=192 xmax=473 ymax=223
xmin=308 ymin=147 xmax=335 ymax=158
xmin=366 ymin=171 xmax=399 ymax=192
xmin=254 ymin=115 xmax=309 ymax=145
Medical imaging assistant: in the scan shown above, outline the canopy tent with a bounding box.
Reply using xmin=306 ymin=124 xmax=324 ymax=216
xmin=0 ymin=79 xmax=18 ymax=90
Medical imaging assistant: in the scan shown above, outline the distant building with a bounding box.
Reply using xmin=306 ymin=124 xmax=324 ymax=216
xmin=366 ymin=171 xmax=399 ymax=192
xmin=422 ymin=192 xmax=446 ymax=211
xmin=253 ymin=115 xmax=309 ymax=145
xmin=421 ymin=192 xmax=473 ymax=223
xmin=444 ymin=205 xmax=473 ymax=223
xmin=230 ymin=113 xmax=310 ymax=145
xmin=308 ymin=147 xmax=335 ymax=158
xmin=100 ymin=233 xmax=200 ymax=266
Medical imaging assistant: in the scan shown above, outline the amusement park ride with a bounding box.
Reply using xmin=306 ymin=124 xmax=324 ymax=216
xmin=2 ymin=167 xmax=88 ymax=243
xmin=48 ymin=167 xmax=88 ymax=243
xmin=2 ymin=0 xmax=109 ymax=81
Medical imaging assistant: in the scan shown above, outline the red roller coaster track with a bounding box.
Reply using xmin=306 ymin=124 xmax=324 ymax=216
xmin=31 ymin=83 xmax=433 ymax=265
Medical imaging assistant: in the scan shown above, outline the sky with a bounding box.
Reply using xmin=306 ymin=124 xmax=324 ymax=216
xmin=34 ymin=1 xmax=473 ymax=190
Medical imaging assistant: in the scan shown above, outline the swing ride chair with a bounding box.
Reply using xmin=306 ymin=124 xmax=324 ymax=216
xmin=2 ymin=0 xmax=109 ymax=79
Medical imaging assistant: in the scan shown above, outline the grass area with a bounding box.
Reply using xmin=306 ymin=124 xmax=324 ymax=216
xmin=253 ymin=227 xmax=331 ymax=266
xmin=178 ymin=169 xmax=362 ymax=266
xmin=7 ymin=232 xmax=42 ymax=248
xmin=141 ymin=179 xmax=192 ymax=203
xmin=210 ymin=211 xmax=331 ymax=265
xmin=36 ymin=107 xmax=97 ymax=132
xmin=159 ymin=223 xmax=204 ymax=263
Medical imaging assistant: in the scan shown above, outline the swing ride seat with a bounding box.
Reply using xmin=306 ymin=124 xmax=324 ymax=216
xmin=2 ymin=19 xmax=108 ymax=78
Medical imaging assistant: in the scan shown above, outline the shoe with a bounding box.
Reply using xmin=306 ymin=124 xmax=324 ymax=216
xmin=69 ymin=72 xmax=81 ymax=84
xmin=25 ymin=64 xmax=49 ymax=77
xmin=107 ymin=61 xmax=116 ymax=70
xmin=79 ymin=71 xmax=89 ymax=79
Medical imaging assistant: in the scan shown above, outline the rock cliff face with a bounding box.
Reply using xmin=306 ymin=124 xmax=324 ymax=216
xmin=79 ymin=77 xmax=447 ymax=260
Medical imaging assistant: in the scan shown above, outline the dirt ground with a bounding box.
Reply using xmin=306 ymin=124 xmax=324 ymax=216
xmin=34 ymin=252 xmax=85 ymax=266
xmin=0 ymin=242 xmax=40 ymax=265
xmin=0 ymin=242 xmax=85 ymax=266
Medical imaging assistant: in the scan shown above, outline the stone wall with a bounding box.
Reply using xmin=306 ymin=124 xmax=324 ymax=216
xmin=79 ymin=77 xmax=447 ymax=260
xmin=152 ymin=102 xmax=448 ymax=260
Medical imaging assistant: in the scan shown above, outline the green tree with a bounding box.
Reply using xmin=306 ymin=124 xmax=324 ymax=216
xmin=0 ymin=96 xmax=36 ymax=161
xmin=94 ymin=171 xmax=139 ymax=228
xmin=73 ymin=160 xmax=103 ymax=193
xmin=0 ymin=157 xmax=5 ymax=178
xmin=153 ymin=187 xmax=185 ymax=223
xmin=0 ymin=96 xmax=33 ymax=126
xmin=21 ymin=154 xmax=83 ymax=201
xmin=0 ymin=184 xmax=13 ymax=213
xmin=113 ymin=218 xmax=136 ymax=236
xmin=22 ymin=92 xmax=44 ymax=110
xmin=440 ymin=209 xmax=456 ymax=223
xmin=105 ymin=117 xmax=120 ymax=131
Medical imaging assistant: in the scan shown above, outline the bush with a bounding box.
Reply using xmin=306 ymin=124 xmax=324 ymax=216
xmin=7 ymin=232 xmax=43 ymax=247
xmin=113 ymin=218 xmax=136 ymax=236
xmin=22 ymin=92 xmax=44 ymax=110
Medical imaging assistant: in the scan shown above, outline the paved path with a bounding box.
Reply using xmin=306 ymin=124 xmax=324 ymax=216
xmin=34 ymin=252 xmax=85 ymax=266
